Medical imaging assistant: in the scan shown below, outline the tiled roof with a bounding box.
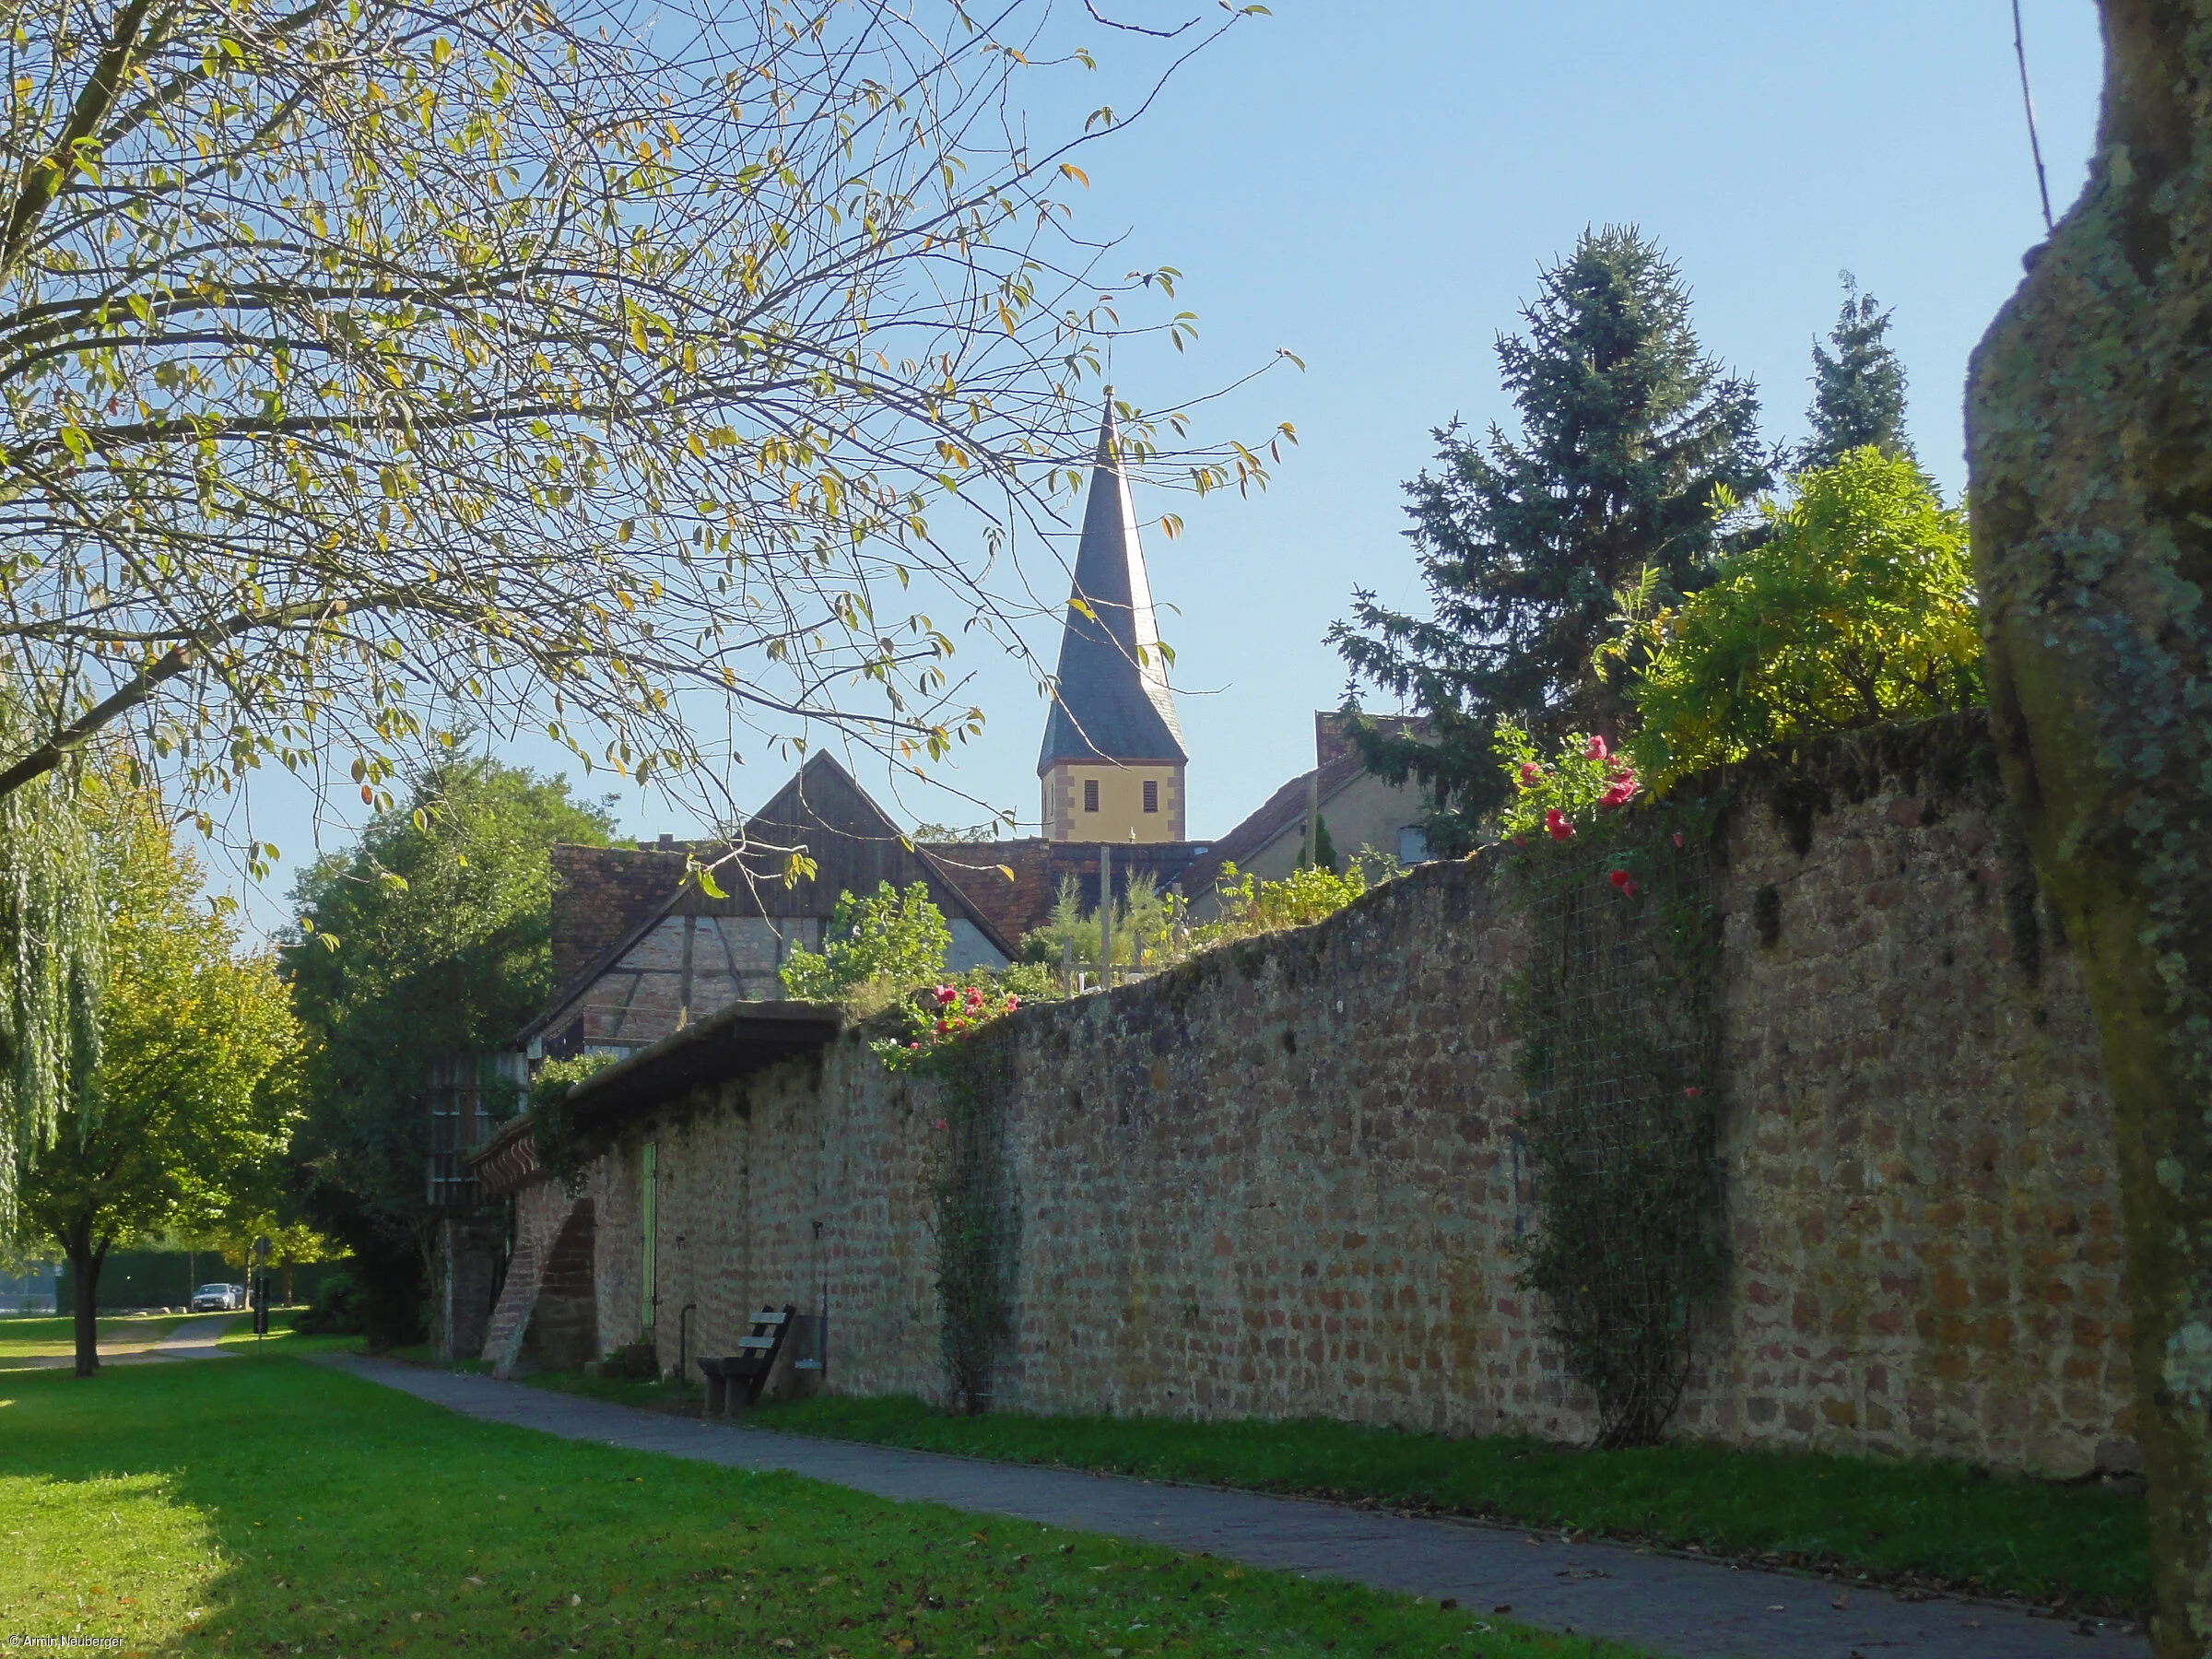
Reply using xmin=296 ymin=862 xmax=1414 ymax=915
xmin=921 ymin=838 xmax=1216 ymax=947
xmin=1037 ymin=396 xmax=1186 ymax=770
xmin=547 ymin=843 xmax=690 ymax=986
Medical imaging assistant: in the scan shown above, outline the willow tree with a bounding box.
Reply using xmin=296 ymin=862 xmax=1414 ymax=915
xmin=1964 ymin=10 xmax=2212 ymax=1653
xmin=0 ymin=696 xmax=100 ymax=1231
xmin=18 ymin=775 xmax=301 ymax=1376
xmin=0 ymin=0 xmax=1284 ymax=864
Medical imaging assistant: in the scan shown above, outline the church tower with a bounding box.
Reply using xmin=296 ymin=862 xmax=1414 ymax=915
xmin=1038 ymin=394 xmax=1187 ymax=842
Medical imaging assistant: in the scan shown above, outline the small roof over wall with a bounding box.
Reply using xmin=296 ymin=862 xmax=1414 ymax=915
xmin=470 ymin=998 xmax=843 ymax=1197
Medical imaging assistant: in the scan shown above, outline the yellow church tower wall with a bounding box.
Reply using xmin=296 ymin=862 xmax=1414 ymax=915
xmin=1041 ymin=760 xmax=1186 ymax=843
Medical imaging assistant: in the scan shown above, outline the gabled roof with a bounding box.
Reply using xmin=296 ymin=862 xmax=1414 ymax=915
xmin=1178 ymin=712 xmax=1436 ymax=898
xmin=1176 ymin=753 xmax=1367 ymax=900
xmin=1038 ymin=394 xmax=1186 ymax=771
xmin=514 ymin=752 xmax=1021 ymax=1048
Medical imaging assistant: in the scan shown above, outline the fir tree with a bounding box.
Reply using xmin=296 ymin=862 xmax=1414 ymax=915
xmin=1329 ymin=226 xmax=1768 ymax=849
xmin=1804 ymin=274 xmax=1911 ymax=466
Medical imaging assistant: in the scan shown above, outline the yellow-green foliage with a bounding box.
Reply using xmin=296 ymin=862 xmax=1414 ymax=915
xmin=19 ymin=778 xmax=303 ymax=1261
xmin=1618 ymin=449 xmax=1983 ymax=785
xmin=1189 ymin=862 xmax=1368 ymax=950
xmin=777 ymin=881 xmax=951 ymax=1009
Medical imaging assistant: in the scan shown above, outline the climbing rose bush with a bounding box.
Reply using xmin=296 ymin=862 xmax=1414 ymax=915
xmin=874 ymin=983 xmax=1022 ymax=1074
xmin=1495 ymin=724 xmax=1643 ymax=842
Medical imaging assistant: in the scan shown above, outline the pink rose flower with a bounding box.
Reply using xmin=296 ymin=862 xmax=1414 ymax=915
xmin=1583 ymin=734 xmax=1609 ymax=761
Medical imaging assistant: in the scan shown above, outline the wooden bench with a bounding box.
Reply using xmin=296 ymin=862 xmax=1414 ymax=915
xmin=698 ymin=1304 xmax=796 ymax=1415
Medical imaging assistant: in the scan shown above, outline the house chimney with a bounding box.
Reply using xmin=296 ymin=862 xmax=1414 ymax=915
xmin=657 ymin=833 xmax=677 ymax=850
xmin=1315 ymin=711 xmax=1354 ymax=771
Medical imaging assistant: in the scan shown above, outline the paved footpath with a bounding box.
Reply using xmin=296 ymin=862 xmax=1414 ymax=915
xmin=2 ymin=1312 xmax=240 ymax=1370
xmin=321 ymin=1356 xmax=2145 ymax=1659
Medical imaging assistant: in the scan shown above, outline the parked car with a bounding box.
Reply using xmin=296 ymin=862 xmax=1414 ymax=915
xmin=191 ymin=1283 xmax=245 ymax=1312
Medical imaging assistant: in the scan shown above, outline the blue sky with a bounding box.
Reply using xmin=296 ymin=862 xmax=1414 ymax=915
xmin=224 ymin=0 xmax=2105 ymax=932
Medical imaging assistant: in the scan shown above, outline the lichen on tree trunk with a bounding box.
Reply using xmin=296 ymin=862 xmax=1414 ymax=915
xmin=1965 ymin=8 xmax=2212 ymax=1653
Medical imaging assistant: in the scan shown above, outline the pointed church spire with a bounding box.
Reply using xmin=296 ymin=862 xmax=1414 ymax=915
xmin=1038 ymin=392 xmax=1186 ymax=771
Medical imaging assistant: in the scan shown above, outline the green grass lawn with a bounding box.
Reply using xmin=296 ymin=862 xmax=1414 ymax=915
xmin=0 ymin=1312 xmax=186 ymax=1362
xmin=0 ymin=1351 xmax=1652 ymax=1659
xmin=753 ymin=1395 xmax=2151 ymax=1618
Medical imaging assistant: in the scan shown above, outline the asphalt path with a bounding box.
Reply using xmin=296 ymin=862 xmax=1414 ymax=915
xmin=318 ymin=1354 xmax=2147 ymax=1659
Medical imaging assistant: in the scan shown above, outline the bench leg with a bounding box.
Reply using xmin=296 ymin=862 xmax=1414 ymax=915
xmin=705 ymin=1374 xmax=726 ymax=1416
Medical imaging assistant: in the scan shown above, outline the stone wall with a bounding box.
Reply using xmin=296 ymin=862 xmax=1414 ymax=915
xmin=524 ymin=737 xmax=2131 ymax=1477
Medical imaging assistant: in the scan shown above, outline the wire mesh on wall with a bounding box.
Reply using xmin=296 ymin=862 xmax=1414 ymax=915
xmin=1511 ymin=831 xmax=1725 ymax=1448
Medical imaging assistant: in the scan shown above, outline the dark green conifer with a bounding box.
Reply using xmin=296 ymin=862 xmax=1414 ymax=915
xmin=1328 ymin=226 xmax=1768 ymax=849
xmin=1804 ymin=274 xmax=1911 ymax=466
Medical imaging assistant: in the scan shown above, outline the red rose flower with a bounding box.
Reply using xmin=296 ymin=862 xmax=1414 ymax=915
xmin=1672 ymin=831 xmax=1685 ymax=847
xmin=1518 ymin=761 xmax=1543 ymax=786
xmin=1583 ymin=734 xmax=1609 ymax=761
xmin=934 ymin=985 xmax=958 ymax=1006
xmin=1609 ymin=868 xmax=1631 ymax=888
xmin=1544 ymin=807 xmax=1575 ymax=841
xmin=1005 ymin=994 xmax=1020 ymax=1010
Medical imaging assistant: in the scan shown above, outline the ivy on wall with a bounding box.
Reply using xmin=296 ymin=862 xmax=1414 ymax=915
xmin=874 ymin=996 xmax=1023 ymax=1416
xmin=1505 ymin=783 xmax=1727 ymax=1449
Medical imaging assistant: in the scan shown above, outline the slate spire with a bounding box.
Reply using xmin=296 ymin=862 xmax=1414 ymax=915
xmin=1037 ymin=394 xmax=1186 ymax=771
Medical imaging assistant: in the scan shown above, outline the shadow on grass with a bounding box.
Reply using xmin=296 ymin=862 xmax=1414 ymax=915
xmin=0 ymin=1355 xmax=1651 ymax=1659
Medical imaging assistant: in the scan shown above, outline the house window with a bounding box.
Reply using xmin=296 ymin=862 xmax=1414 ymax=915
xmin=1142 ymin=780 xmax=1159 ymax=814
xmin=1397 ymin=825 xmax=1431 ymax=865
xmin=1083 ymin=779 xmax=1100 ymax=813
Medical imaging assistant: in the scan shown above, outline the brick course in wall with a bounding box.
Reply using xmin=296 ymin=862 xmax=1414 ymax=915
xmin=512 ymin=740 xmax=2129 ymax=1476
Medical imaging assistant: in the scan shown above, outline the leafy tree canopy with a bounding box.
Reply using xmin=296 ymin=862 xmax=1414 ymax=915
xmin=1805 ymin=275 xmax=1912 ymax=467
xmin=1330 ymin=226 xmax=1768 ymax=850
xmin=282 ymin=757 xmax=617 ymax=1302
xmin=1611 ymin=448 xmax=1983 ymax=785
xmin=0 ymin=0 xmax=1284 ymax=856
xmin=18 ymin=773 xmax=302 ymax=1372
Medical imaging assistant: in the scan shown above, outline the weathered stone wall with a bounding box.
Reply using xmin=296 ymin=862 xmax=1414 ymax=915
xmin=553 ymin=744 xmax=2130 ymax=1476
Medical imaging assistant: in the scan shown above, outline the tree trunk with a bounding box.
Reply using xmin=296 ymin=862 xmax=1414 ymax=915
xmin=1965 ymin=8 xmax=2212 ymax=1653
xmin=65 ymin=1224 xmax=107 ymax=1379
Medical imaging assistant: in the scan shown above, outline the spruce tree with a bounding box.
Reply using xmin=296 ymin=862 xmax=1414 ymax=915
xmin=1804 ymin=275 xmax=1911 ymax=466
xmin=1329 ymin=226 xmax=1768 ymax=848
